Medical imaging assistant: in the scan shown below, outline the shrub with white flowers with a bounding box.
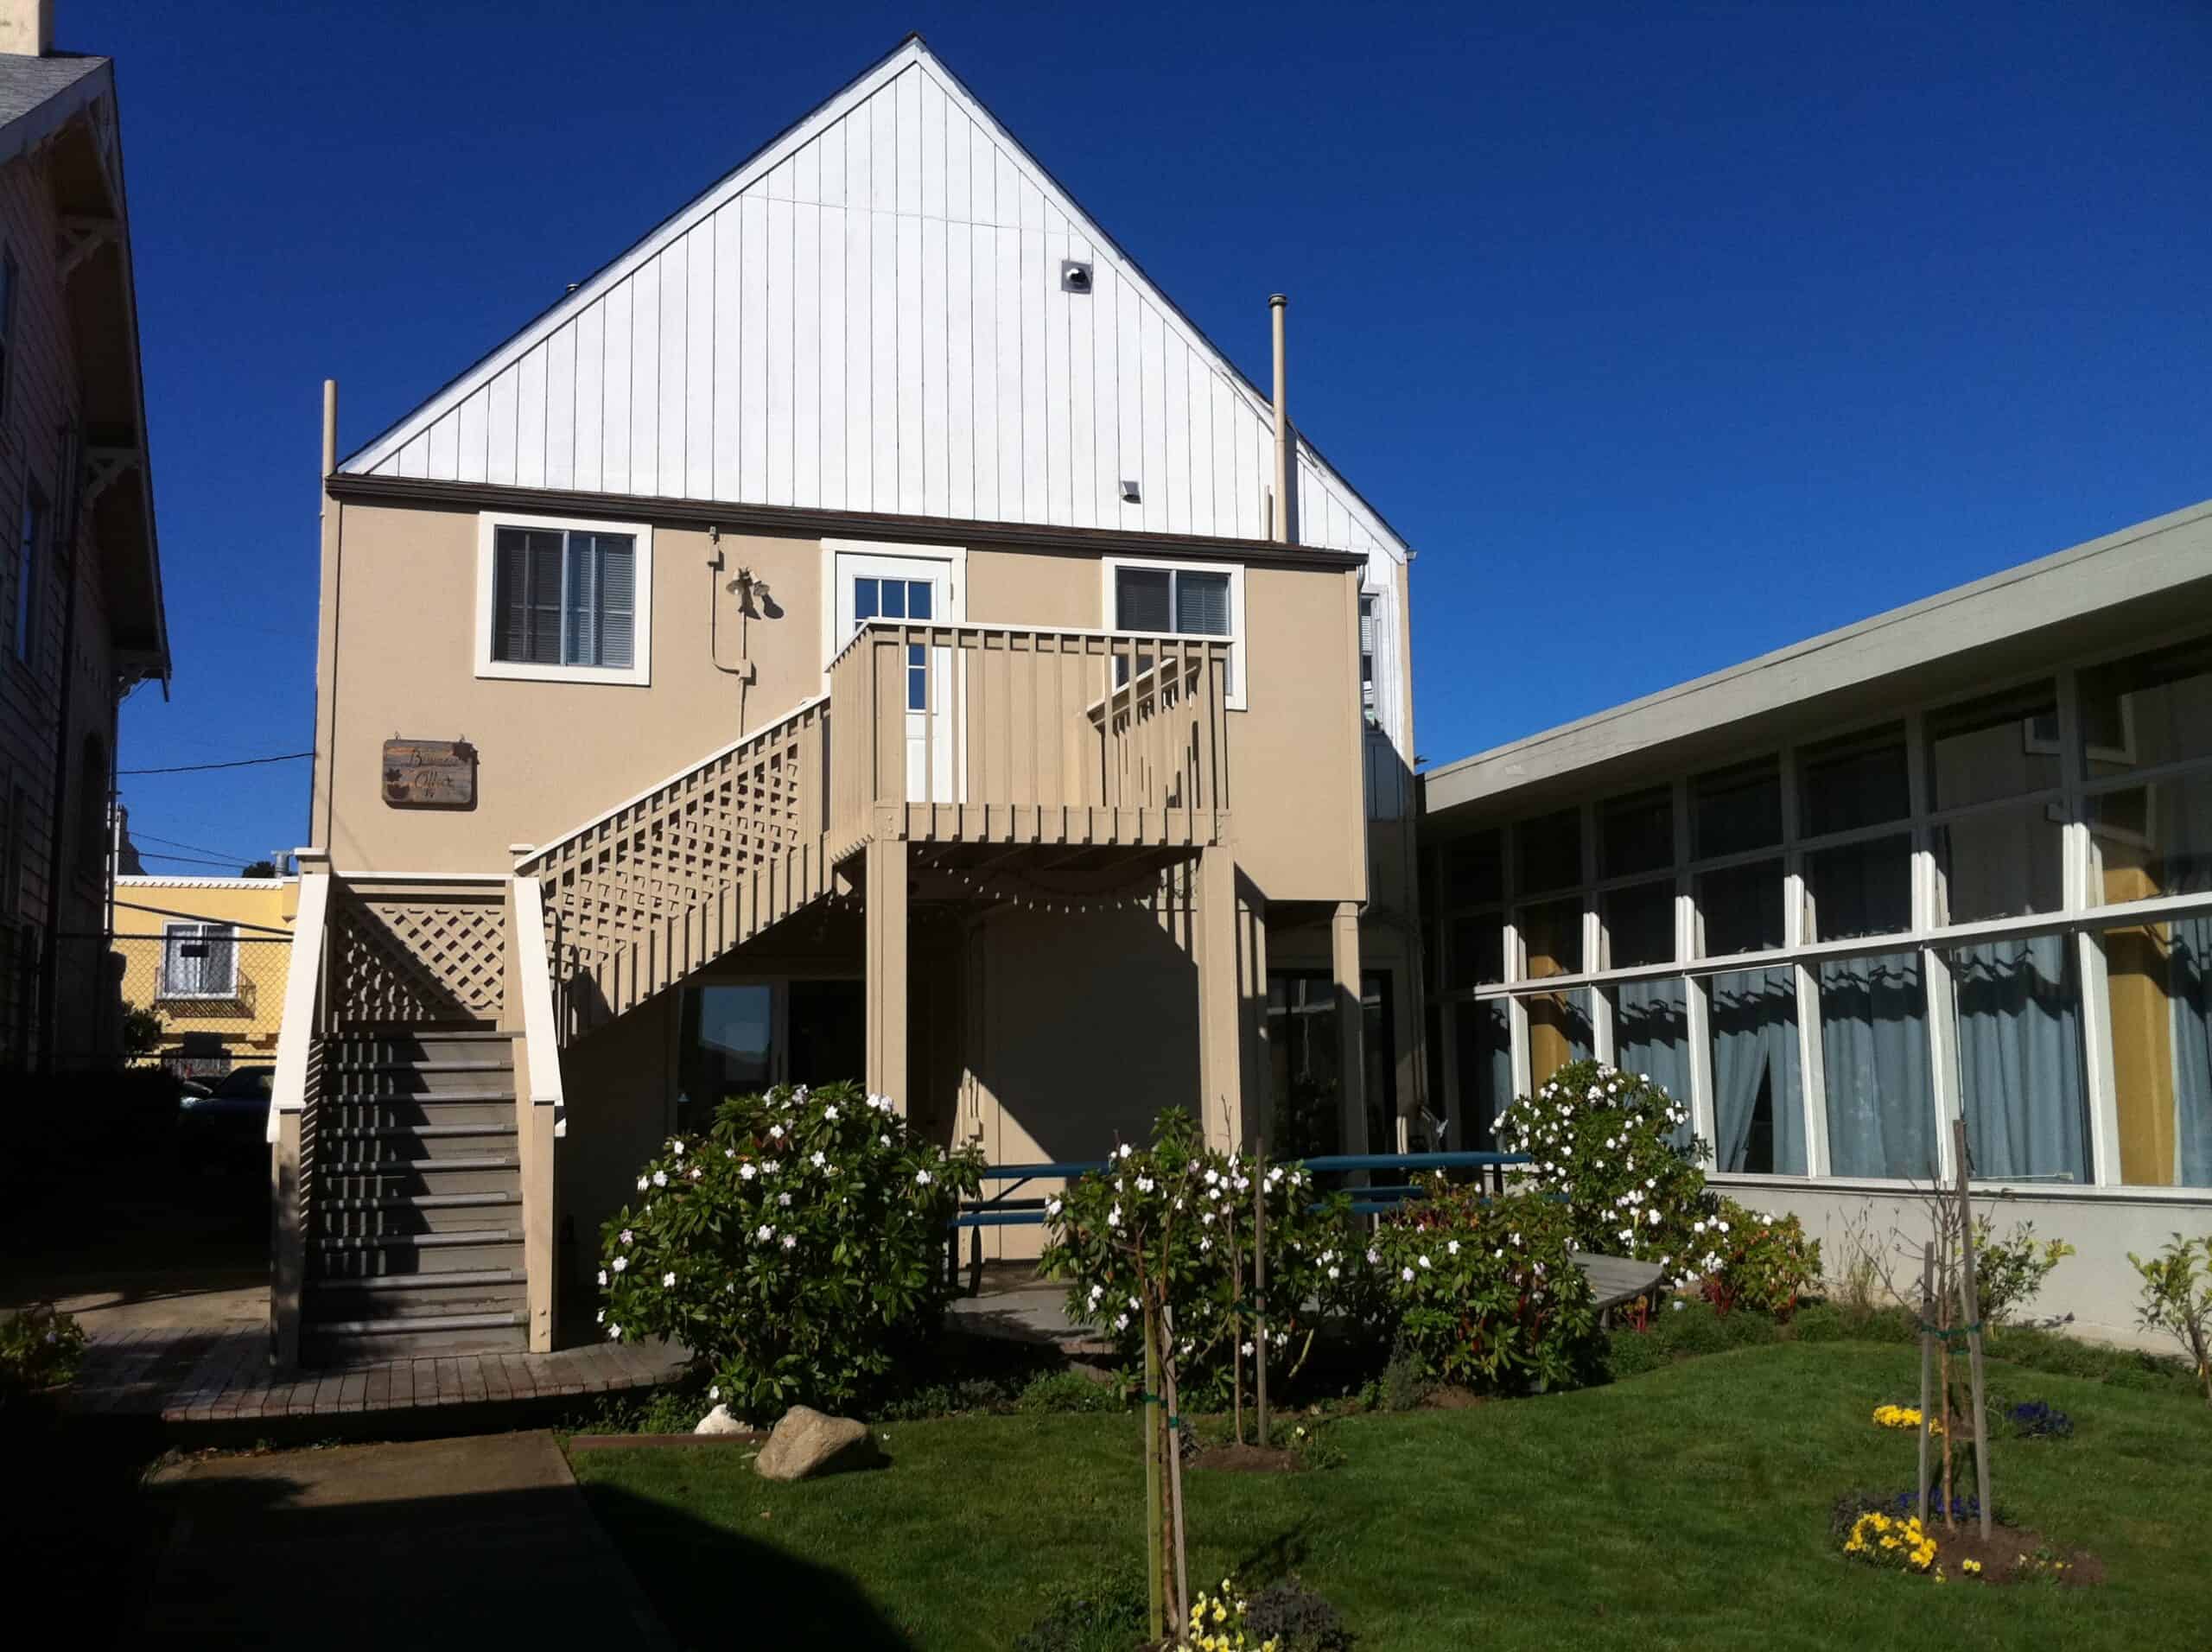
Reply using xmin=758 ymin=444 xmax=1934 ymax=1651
xmin=1494 ymin=1059 xmax=1711 ymax=1281
xmin=1694 ymin=1197 xmax=1821 ymax=1318
xmin=1370 ymin=1182 xmax=1599 ymax=1394
xmin=1041 ymin=1109 xmax=1364 ymax=1402
xmin=597 ymin=1080 xmax=982 ymax=1414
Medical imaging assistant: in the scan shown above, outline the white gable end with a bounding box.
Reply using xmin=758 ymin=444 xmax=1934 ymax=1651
xmin=340 ymin=38 xmax=1408 ymax=568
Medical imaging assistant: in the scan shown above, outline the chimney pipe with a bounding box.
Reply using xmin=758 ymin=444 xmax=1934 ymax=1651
xmin=1269 ymin=294 xmax=1291 ymax=543
xmin=0 ymin=1 xmax=52 ymax=57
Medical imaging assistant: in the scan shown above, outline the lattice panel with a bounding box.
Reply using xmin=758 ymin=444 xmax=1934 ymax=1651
xmin=519 ymin=701 xmax=823 ymax=972
xmin=330 ymin=896 xmax=506 ymax=1026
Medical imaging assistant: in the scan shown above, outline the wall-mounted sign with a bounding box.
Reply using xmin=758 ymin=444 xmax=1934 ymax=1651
xmin=382 ymin=739 xmax=478 ymax=809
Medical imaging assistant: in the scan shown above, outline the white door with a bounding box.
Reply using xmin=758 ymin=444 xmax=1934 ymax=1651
xmin=833 ymin=552 xmax=958 ymax=804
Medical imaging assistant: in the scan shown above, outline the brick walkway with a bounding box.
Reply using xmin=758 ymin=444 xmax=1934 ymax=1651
xmin=71 ymin=1327 xmax=688 ymax=1425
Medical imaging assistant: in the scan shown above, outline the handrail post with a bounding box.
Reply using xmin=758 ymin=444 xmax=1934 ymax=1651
xmin=267 ymin=856 xmax=331 ymax=1370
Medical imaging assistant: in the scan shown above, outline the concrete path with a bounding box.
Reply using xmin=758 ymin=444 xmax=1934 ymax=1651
xmin=140 ymin=1431 xmax=671 ymax=1648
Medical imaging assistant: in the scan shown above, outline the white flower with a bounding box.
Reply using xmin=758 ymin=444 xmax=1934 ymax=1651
xmin=761 ymin=1160 xmax=779 ymax=1174
xmin=1618 ymin=1229 xmax=1635 ymax=1243
xmin=781 ymin=1233 xmax=797 ymax=1250
xmin=1135 ymin=1176 xmax=1154 ymax=1193
xmin=769 ymin=1123 xmax=785 ymax=1140
xmin=688 ymin=1166 xmax=703 ymax=1180
xmin=1114 ymin=1312 xmax=1130 ymax=1331
xmin=1447 ymin=1240 xmax=1461 ymax=1256
xmin=1418 ymin=1255 xmax=1433 ymax=1270
xmin=661 ymin=1270 xmax=676 ymax=1287
xmin=1401 ymin=1267 xmax=1415 ymax=1282
xmin=594 ymin=1266 xmax=608 ymax=1287
xmin=595 ymin=1308 xmax=605 ymax=1324
xmin=1118 ymin=1143 xmax=1135 ymax=1160
xmin=1327 ymin=1265 xmax=1340 ymax=1280
xmin=1045 ymin=1198 xmax=1062 ymax=1217
xmin=1088 ymin=1284 xmax=1104 ymax=1305
xmin=671 ymin=1139 xmax=685 ymax=1157
xmin=1648 ymin=1209 xmax=1662 ymax=1225
xmin=778 ymin=1192 xmax=791 ymax=1207
xmin=1366 ymin=1248 xmax=1381 ymax=1265
xmin=880 ymin=1135 xmax=893 ymax=1147
xmin=740 ymin=1161 xmax=758 ymax=1180
xmin=1200 ymin=1237 xmax=1213 ymax=1253
xmin=1107 ymin=1205 xmax=1122 ymax=1228
xmin=916 ymin=1169 xmax=933 ymax=1186
xmin=1672 ymin=1299 xmax=1685 ymax=1312
xmin=607 ymin=1325 xmax=621 ymax=1340
xmin=709 ymin=1385 xmax=720 ymax=1401
xmin=757 ymin=1223 xmax=773 ymax=1242
xmin=810 ymin=1151 xmax=826 ymax=1168
xmin=636 ymin=1176 xmax=649 ymax=1192
xmin=1510 ymin=1232 xmax=1522 ymax=1247
xmin=1241 ymin=1341 xmax=1255 ymax=1357
xmin=823 ymin=1104 xmax=839 ymax=1121
xmin=612 ymin=1255 xmax=628 ymax=1274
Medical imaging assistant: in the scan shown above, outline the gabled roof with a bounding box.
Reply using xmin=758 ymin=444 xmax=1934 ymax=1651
xmin=0 ymin=51 xmax=167 ymax=679
xmin=340 ymin=35 xmax=1408 ymax=569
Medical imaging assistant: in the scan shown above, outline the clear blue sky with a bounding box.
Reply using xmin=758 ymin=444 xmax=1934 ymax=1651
xmin=92 ymin=0 xmax=2211 ymax=874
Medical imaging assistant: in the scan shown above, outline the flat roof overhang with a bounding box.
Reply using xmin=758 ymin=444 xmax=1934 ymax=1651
xmin=1422 ymin=497 xmax=2212 ymax=831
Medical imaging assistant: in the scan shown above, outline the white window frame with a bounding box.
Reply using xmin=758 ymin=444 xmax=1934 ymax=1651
xmin=817 ymin=538 xmax=969 ymax=683
xmin=160 ymin=921 xmax=239 ymax=1001
xmin=1100 ymin=555 xmax=1248 ymax=711
xmin=474 ymin=510 xmax=654 ymax=686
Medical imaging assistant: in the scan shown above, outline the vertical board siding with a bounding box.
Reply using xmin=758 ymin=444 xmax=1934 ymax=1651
xmin=352 ymin=55 xmax=1405 ymax=564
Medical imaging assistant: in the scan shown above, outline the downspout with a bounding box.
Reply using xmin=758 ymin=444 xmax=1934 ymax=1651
xmin=1269 ymin=294 xmax=1291 ymax=544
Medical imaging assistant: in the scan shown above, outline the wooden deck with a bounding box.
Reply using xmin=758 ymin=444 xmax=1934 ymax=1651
xmin=68 ymin=1328 xmax=688 ymax=1426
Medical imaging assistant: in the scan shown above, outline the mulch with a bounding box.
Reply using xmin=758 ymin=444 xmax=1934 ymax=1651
xmin=1936 ymin=1521 xmax=2104 ymax=1586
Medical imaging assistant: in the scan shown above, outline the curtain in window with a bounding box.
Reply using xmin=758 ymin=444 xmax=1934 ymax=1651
xmin=1950 ymin=935 xmax=2090 ymax=1184
xmin=164 ymin=924 xmax=237 ymax=996
xmin=1710 ymin=968 xmax=1805 ymax=1174
xmin=1453 ymin=998 xmax=1510 ymax=1151
xmin=1820 ymin=951 xmax=1936 ymax=1179
xmin=2173 ymin=918 xmax=2212 ymax=1187
xmin=1615 ymin=978 xmax=1691 ymax=1141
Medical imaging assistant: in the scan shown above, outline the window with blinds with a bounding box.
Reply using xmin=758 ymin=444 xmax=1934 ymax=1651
xmin=162 ymin=922 xmax=238 ymax=1000
xmin=1359 ymin=594 xmax=1378 ymax=726
xmin=492 ymin=527 xmax=636 ymax=670
xmin=1114 ymin=567 xmax=1230 ymax=638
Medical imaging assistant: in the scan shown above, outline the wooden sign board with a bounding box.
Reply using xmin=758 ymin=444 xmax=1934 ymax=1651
xmin=382 ymin=739 xmax=477 ymax=809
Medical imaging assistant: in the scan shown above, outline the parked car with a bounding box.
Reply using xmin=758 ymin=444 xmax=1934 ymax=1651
xmin=177 ymin=1064 xmax=274 ymax=1172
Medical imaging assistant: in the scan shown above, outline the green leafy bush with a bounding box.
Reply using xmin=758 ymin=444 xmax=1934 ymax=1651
xmin=597 ymin=1080 xmax=982 ymax=1414
xmin=1694 ymin=1198 xmax=1821 ymax=1318
xmin=1040 ymin=1109 xmax=1363 ymax=1401
xmin=1974 ymin=1218 xmax=2074 ymax=1325
xmin=1014 ymin=1369 xmax=1124 ymax=1414
xmin=0 ymin=1304 xmax=86 ymax=1403
xmin=1493 ymin=1060 xmax=1710 ymax=1279
xmin=2128 ymin=1232 xmax=2212 ymax=1405
xmin=1370 ymin=1184 xmax=1599 ymax=1394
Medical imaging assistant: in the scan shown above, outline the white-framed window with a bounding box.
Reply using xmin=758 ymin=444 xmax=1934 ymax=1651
xmin=1101 ymin=556 xmax=1247 ymax=709
xmin=161 ymin=922 xmax=238 ymax=1000
xmin=474 ymin=511 xmax=653 ymax=685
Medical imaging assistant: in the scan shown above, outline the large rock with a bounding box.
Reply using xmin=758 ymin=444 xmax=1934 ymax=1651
xmin=754 ymin=1405 xmax=880 ymax=1482
xmin=693 ymin=1404 xmax=750 ymax=1436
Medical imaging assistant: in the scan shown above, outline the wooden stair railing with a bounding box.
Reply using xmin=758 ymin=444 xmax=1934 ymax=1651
xmin=513 ymin=697 xmax=832 ymax=1041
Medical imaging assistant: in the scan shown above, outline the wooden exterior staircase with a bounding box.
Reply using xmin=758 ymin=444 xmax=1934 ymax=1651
xmin=268 ymin=621 xmax=1231 ymax=1367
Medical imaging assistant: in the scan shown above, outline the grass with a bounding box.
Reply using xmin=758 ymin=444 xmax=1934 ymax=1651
xmin=571 ymin=1340 xmax=2210 ymax=1650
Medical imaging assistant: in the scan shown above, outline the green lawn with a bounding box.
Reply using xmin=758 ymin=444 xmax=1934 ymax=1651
xmin=570 ymin=1342 xmax=2210 ymax=1651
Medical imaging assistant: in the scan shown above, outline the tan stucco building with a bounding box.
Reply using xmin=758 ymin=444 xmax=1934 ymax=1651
xmin=270 ymin=37 xmax=1423 ymax=1364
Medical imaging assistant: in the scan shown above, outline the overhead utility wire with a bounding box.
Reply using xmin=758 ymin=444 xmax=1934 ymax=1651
xmin=120 ymin=750 xmax=316 ymax=776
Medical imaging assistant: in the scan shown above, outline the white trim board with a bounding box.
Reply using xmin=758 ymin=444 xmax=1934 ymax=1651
xmin=334 ymin=37 xmax=1409 ymax=568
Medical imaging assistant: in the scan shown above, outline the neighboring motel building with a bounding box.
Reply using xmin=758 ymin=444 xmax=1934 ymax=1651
xmin=1420 ymin=499 xmax=2212 ymax=1346
xmin=272 ymin=37 xmax=1416 ymax=1363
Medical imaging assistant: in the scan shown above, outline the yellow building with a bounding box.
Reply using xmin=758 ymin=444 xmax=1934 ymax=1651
xmin=112 ymin=875 xmax=296 ymax=1079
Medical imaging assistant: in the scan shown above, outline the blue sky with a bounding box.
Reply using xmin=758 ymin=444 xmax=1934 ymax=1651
xmin=91 ymin=0 xmax=2210 ymax=873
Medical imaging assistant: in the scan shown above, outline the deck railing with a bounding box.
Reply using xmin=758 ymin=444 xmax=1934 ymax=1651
xmin=827 ymin=621 xmax=1231 ymax=859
